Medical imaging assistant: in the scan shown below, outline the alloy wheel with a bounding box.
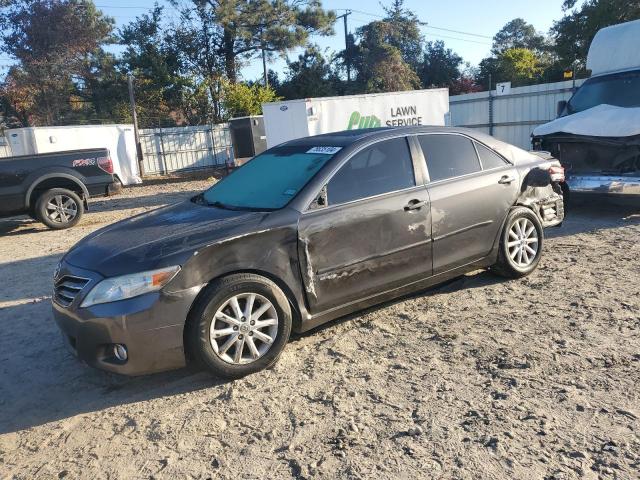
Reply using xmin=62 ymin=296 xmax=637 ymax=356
xmin=46 ymin=195 xmax=78 ymax=224
xmin=507 ymin=218 xmax=539 ymax=268
xmin=209 ymin=293 xmax=279 ymax=365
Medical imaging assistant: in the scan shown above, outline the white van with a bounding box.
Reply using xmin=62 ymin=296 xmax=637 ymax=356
xmin=532 ymin=20 xmax=640 ymax=197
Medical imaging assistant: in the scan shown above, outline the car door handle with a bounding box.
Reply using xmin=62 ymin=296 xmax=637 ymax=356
xmin=498 ymin=175 xmax=516 ymax=184
xmin=404 ymin=199 xmax=428 ymax=211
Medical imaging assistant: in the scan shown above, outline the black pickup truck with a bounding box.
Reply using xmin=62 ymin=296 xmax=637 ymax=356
xmin=0 ymin=148 xmax=121 ymax=230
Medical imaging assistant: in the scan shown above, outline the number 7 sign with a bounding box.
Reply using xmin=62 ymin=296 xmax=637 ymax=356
xmin=496 ymin=82 xmax=512 ymax=96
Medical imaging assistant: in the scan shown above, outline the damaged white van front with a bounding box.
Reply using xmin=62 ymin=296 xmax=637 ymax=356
xmin=532 ymin=19 xmax=640 ymax=197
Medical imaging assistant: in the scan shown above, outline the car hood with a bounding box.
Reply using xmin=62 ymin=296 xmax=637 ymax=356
xmin=65 ymin=200 xmax=267 ymax=277
xmin=533 ymin=104 xmax=640 ymax=138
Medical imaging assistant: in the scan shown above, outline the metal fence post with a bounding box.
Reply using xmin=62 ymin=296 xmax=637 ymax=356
xmin=158 ymin=123 xmax=168 ymax=175
xmin=488 ymin=93 xmax=494 ymax=137
xmin=209 ymin=124 xmax=218 ymax=166
xmin=488 ymin=74 xmax=494 ymax=137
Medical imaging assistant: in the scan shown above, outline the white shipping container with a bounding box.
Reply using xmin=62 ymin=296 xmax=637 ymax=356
xmin=262 ymin=88 xmax=449 ymax=147
xmin=5 ymin=124 xmax=142 ymax=185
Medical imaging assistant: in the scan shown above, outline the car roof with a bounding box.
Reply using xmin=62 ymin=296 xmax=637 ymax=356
xmin=283 ymin=126 xmax=498 ymax=147
xmin=281 ymin=125 xmax=538 ymax=165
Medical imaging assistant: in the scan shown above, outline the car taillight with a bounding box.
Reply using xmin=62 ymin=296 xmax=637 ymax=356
xmin=548 ymin=165 xmax=565 ymax=182
xmin=97 ymin=156 xmax=113 ymax=174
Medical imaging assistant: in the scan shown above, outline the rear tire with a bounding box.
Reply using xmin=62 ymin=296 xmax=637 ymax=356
xmin=34 ymin=188 xmax=84 ymax=230
xmin=186 ymin=274 xmax=292 ymax=379
xmin=492 ymin=207 xmax=543 ymax=278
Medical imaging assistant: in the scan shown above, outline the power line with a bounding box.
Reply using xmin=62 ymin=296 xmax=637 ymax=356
xmin=95 ymin=4 xmax=157 ymax=8
xmin=337 ymin=8 xmax=493 ymax=41
xmin=94 ymin=2 xmax=181 ymax=13
xmin=425 ymin=25 xmax=492 ymax=40
xmin=348 ymin=17 xmax=491 ymax=45
xmin=423 ymin=33 xmax=491 ymax=46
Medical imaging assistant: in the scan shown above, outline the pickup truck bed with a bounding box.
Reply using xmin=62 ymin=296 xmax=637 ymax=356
xmin=0 ymin=148 xmax=121 ymax=229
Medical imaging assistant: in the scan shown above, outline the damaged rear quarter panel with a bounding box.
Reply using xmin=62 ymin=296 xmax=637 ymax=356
xmin=515 ymin=159 xmax=565 ymax=227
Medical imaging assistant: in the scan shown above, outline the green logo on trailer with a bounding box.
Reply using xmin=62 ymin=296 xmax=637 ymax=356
xmin=347 ymin=111 xmax=381 ymax=130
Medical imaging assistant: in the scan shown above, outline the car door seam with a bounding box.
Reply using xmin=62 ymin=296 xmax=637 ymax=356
xmin=432 ymin=220 xmax=494 ymax=242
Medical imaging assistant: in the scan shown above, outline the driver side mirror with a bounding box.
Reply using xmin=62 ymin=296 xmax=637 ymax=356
xmin=556 ymin=100 xmax=567 ymax=118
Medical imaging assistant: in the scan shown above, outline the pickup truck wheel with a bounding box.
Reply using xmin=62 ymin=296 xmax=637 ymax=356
xmin=35 ymin=188 xmax=84 ymax=230
xmin=492 ymin=207 xmax=543 ymax=278
xmin=186 ymin=274 xmax=292 ymax=379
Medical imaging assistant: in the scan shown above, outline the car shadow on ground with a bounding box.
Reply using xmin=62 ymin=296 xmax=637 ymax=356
xmin=0 ymin=275 xmax=482 ymax=435
xmin=0 ymin=217 xmax=41 ymax=236
xmin=547 ymin=198 xmax=640 ymax=239
xmin=0 ymin=294 xmax=231 ymax=435
xmin=294 ymin=270 xmax=507 ymax=343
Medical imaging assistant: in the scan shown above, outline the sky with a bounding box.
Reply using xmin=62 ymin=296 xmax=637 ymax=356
xmin=2 ymin=0 xmax=578 ymax=80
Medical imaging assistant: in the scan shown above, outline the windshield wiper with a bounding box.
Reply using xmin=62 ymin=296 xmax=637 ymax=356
xmin=208 ymin=200 xmax=235 ymax=210
xmin=191 ymin=194 xmax=233 ymax=209
xmin=211 ymin=201 xmax=276 ymax=212
xmin=191 ymin=193 xmax=207 ymax=205
xmin=193 ymin=193 xmax=275 ymax=212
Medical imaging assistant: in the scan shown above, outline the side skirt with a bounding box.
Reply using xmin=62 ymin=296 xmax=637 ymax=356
xmin=297 ymin=256 xmax=495 ymax=333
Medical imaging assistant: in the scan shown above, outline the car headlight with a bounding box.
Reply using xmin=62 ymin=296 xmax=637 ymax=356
xmin=80 ymin=266 xmax=180 ymax=308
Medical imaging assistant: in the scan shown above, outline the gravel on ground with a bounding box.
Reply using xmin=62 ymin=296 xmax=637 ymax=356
xmin=0 ymin=180 xmax=638 ymax=480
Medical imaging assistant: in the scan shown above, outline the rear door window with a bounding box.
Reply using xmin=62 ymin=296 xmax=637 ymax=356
xmin=418 ymin=134 xmax=481 ymax=182
xmin=475 ymin=142 xmax=508 ymax=170
xmin=327 ymin=137 xmax=415 ymax=205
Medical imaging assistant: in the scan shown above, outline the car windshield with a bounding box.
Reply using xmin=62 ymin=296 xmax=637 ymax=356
xmin=201 ymin=145 xmax=339 ymax=210
xmin=567 ymin=70 xmax=640 ymax=114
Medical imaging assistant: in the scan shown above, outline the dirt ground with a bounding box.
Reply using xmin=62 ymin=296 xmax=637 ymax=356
xmin=0 ymin=179 xmax=638 ymax=480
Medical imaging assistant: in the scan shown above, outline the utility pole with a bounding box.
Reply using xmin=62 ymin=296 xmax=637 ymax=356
xmin=336 ymin=10 xmax=352 ymax=82
xmin=127 ymin=74 xmax=144 ymax=176
xmin=262 ymin=46 xmax=268 ymax=87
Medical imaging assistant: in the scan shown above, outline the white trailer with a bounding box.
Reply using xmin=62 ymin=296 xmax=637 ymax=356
xmin=5 ymin=124 xmax=142 ymax=185
xmin=262 ymin=88 xmax=449 ymax=148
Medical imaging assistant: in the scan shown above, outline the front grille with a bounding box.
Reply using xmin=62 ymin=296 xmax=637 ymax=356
xmin=54 ymin=275 xmax=90 ymax=307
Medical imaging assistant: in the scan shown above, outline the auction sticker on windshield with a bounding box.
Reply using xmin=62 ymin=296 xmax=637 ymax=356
xmin=306 ymin=146 xmax=342 ymax=155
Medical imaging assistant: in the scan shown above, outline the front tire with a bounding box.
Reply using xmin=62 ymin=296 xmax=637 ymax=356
xmin=492 ymin=207 xmax=543 ymax=278
xmin=34 ymin=188 xmax=84 ymax=230
xmin=186 ymin=274 xmax=292 ymax=379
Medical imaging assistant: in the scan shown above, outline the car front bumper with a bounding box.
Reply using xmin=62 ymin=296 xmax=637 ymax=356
xmin=52 ymin=262 xmax=200 ymax=376
xmin=567 ymin=174 xmax=640 ymax=196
